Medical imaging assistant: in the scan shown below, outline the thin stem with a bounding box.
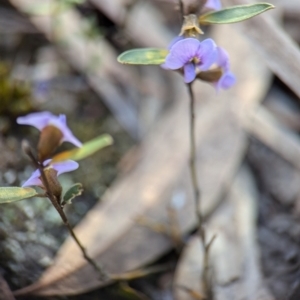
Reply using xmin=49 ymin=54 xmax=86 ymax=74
xmin=26 ymin=148 xmax=107 ymax=281
xmin=187 ymin=83 xmax=213 ymax=300
xmin=178 ymin=0 xmax=184 ymax=21
xmin=187 ymin=83 xmax=204 ymax=239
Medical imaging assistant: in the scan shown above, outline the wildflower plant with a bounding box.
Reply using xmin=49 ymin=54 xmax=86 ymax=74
xmin=0 ymin=111 xmax=113 ymax=279
xmin=118 ymin=0 xmax=274 ymax=298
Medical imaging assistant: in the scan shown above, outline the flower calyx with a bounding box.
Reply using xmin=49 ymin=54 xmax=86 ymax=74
xmin=180 ymin=14 xmax=204 ymax=37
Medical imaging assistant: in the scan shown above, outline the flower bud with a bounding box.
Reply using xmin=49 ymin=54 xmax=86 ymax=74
xmin=43 ymin=167 xmax=62 ymax=201
xmin=38 ymin=125 xmax=63 ymax=162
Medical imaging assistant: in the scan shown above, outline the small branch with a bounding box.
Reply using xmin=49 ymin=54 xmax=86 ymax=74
xmin=187 ymin=83 xmax=213 ymax=300
xmin=25 ymin=146 xmax=108 ymax=281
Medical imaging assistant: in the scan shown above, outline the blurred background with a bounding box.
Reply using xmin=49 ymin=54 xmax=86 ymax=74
xmin=1 ymin=0 xmax=300 ymax=299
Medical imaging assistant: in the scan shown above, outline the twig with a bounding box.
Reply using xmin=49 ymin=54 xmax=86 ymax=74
xmin=25 ymin=146 xmax=108 ymax=281
xmin=187 ymin=83 xmax=213 ymax=299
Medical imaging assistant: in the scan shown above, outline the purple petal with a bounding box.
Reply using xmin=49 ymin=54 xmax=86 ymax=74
xmin=17 ymin=111 xmax=53 ymax=131
xmin=167 ymin=36 xmax=184 ymax=50
xmin=205 ymin=0 xmax=222 ymax=10
xmin=183 ymin=63 xmax=196 ymax=83
xmin=22 ymin=159 xmax=78 ymax=188
xmin=47 ymin=115 xmax=82 ymax=147
xmin=22 ymin=169 xmax=42 ymax=187
xmin=216 ymin=47 xmax=230 ymax=71
xmin=196 ymin=38 xmax=217 ymax=71
xmin=216 ymin=72 xmax=236 ymax=91
xmin=51 ymin=160 xmax=79 ymax=176
xmin=164 ymin=38 xmax=201 ymax=70
xmin=17 ymin=111 xmax=82 ymax=147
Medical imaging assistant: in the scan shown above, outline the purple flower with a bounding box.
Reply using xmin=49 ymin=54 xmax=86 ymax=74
xmin=215 ymin=47 xmax=236 ymax=91
xmin=17 ymin=111 xmax=82 ymax=147
xmin=205 ymin=0 xmax=222 ymax=10
xmin=163 ymin=38 xmax=217 ymax=83
xmin=22 ymin=159 xmax=79 ymax=187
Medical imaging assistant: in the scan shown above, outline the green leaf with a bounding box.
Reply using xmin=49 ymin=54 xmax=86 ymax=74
xmin=51 ymin=134 xmax=113 ymax=162
xmin=117 ymin=48 xmax=169 ymax=65
xmin=62 ymin=183 xmax=83 ymax=205
xmin=24 ymin=0 xmax=86 ymax=16
xmin=199 ymin=3 xmax=274 ymax=25
xmin=0 ymin=187 xmax=38 ymax=204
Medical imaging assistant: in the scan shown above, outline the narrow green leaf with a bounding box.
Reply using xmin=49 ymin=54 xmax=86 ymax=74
xmin=199 ymin=3 xmax=274 ymax=25
xmin=24 ymin=0 xmax=85 ymax=16
xmin=0 ymin=187 xmax=38 ymax=204
xmin=62 ymin=183 xmax=83 ymax=205
xmin=117 ymin=48 xmax=169 ymax=65
xmin=51 ymin=134 xmax=113 ymax=162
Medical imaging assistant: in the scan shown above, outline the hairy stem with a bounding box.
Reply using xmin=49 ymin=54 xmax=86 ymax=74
xmin=187 ymin=83 xmax=213 ymax=299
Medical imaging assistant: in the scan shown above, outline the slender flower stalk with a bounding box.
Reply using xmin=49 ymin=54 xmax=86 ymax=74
xmin=187 ymin=83 xmax=213 ymax=299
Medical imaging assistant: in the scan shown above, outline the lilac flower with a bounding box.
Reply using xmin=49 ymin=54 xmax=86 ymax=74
xmin=22 ymin=159 xmax=79 ymax=187
xmin=205 ymin=0 xmax=222 ymax=10
xmin=214 ymin=47 xmax=236 ymax=91
xmin=17 ymin=111 xmax=82 ymax=147
xmin=163 ymin=38 xmax=217 ymax=83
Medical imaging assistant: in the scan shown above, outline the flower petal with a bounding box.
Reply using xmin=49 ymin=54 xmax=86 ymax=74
xmin=205 ymin=0 xmax=222 ymax=10
xmin=214 ymin=72 xmax=236 ymax=92
xmin=218 ymin=72 xmax=236 ymax=90
xmin=22 ymin=169 xmax=42 ymax=187
xmin=167 ymin=36 xmax=184 ymax=50
xmin=17 ymin=111 xmax=53 ymax=131
xmin=22 ymin=159 xmax=78 ymax=187
xmin=183 ymin=63 xmax=196 ymax=83
xmin=48 ymin=115 xmax=82 ymax=147
xmin=51 ymin=160 xmax=79 ymax=176
xmin=164 ymin=38 xmax=201 ymax=70
xmin=197 ymin=38 xmax=217 ymax=71
xmin=216 ymin=47 xmax=230 ymax=71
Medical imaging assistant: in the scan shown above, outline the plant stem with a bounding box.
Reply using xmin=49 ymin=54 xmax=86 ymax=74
xmin=187 ymin=83 xmax=213 ymax=300
xmin=178 ymin=0 xmax=184 ymax=20
xmin=47 ymin=195 xmax=108 ymax=281
xmin=26 ymin=148 xmax=108 ymax=281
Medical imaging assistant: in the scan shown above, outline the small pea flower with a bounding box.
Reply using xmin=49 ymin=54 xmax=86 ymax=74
xmin=163 ymin=38 xmax=217 ymax=83
xmin=22 ymin=159 xmax=78 ymax=187
xmin=205 ymin=0 xmax=222 ymax=10
xmin=17 ymin=111 xmax=82 ymax=161
xmin=17 ymin=111 xmax=82 ymax=147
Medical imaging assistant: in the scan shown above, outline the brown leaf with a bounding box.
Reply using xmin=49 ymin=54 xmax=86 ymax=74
xmin=173 ymin=167 xmax=275 ymax=300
